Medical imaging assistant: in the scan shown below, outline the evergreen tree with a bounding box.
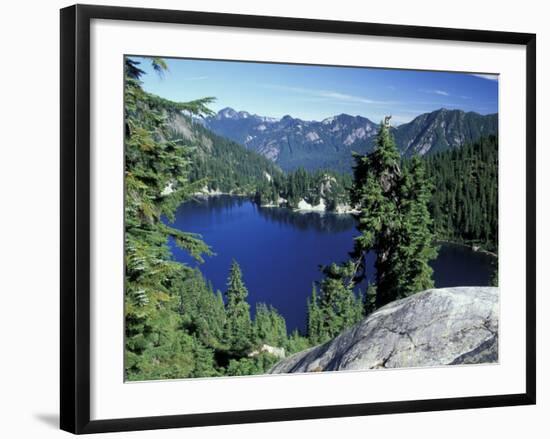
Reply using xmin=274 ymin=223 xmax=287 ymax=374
xmin=253 ymin=303 xmax=287 ymax=347
xmin=285 ymin=329 xmax=311 ymax=354
xmin=391 ymin=156 xmax=437 ymax=299
xmin=225 ymin=353 xmax=279 ymax=376
xmin=350 ymin=120 xmax=402 ymax=307
xmin=350 ymin=120 xmax=437 ymax=308
xmin=306 ymin=285 xmax=324 ymax=344
xmin=307 ymin=263 xmax=363 ymax=344
xmin=224 ymin=260 xmax=253 ymax=353
xmin=190 ymin=336 xmax=219 ymax=378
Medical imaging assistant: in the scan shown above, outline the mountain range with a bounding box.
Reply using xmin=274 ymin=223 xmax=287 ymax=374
xmin=202 ymin=107 xmax=498 ymax=172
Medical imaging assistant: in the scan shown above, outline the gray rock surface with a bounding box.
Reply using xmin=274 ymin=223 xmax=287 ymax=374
xmin=270 ymin=287 xmax=498 ymax=374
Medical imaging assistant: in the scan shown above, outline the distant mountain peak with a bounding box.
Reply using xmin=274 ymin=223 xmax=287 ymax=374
xmin=321 ymin=116 xmax=336 ymax=125
xmin=204 ymin=107 xmax=497 ymax=172
xmin=215 ymin=107 xmax=280 ymax=123
xmin=216 ymin=107 xmax=238 ymax=120
xmin=395 ymin=108 xmax=498 ymax=156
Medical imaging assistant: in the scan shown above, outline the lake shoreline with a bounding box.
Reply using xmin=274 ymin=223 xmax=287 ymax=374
xmin=192 ymin=191 xmax=357 ymax=215
xmin=435 ymin=239 xmax=498 ymax=259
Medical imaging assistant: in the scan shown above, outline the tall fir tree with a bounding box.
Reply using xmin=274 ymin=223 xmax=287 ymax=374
xmin=350 ymin=120 xmax=402 ymax=307
xmin=253 ymin=303 xmax=287 ymax=348
xmin=224 ymin=260 xmax=253 ymax=353
xmin=307 ymin=263 xmax=363 ymax=344
xmin=391 ymin=156 xmax=437 ymax=298
xmin=285 ymin=329 xmax=311 ymax=354
xmin=350 ymin=119 xmax=437 ymax=308
xmin=307 ymin=285 xmax=324 ymax=344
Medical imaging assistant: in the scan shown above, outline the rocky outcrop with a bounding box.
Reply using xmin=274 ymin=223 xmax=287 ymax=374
xmin=270 ymin=287 xmax=498 ymax=374
xmin=295 ymin=198 xmax=326 ymax=212
xmin=248 ymin=344 xmax=285 ymax=359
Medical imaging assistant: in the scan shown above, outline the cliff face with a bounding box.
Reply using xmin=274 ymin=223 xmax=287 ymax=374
xmin=270 ymin=287 xmax=498 ymax=374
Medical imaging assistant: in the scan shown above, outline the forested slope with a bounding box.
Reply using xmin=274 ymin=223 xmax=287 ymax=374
xmin=424 ymin=135 xmax=498 ymax=252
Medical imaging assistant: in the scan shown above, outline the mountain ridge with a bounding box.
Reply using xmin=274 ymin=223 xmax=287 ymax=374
xmin=202 ymin=107 xmax=498 ymax=172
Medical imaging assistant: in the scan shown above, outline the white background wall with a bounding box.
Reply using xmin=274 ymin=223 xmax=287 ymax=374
xmin=0 ymin=0 xmax=546 ymax=437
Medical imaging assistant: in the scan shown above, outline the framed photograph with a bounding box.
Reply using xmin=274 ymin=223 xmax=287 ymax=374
xmin=60 ymin=4 xmax=536 ymax=434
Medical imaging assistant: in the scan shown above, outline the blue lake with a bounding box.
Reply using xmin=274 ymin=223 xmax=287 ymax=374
xmin=168 ymin=195 xmax=496 ymax=332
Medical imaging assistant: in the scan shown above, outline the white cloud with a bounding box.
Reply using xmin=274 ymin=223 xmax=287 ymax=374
xmin=421 ymin=88 xmax=450 ymax=97
xmin=183 ymin=76 xmax=208 ymax=81
xmin=470 ymin=73 xmax=499 ymax=81
xmin=319 ymin=91 xmax=377 ymax=104
xmin=263 ymin=84 xmax=398 ymax=106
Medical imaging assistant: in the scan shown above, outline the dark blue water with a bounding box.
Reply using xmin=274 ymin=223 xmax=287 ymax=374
xmin=167 ymin=195 xmax=496 ymax=332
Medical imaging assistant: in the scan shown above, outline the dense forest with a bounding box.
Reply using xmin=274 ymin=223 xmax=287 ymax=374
xmin=424 ymin=135 xmax=498 ymax=253
xmin=125 ymin=56 xmax=498 ymax=381
xmin=254 ymin=168 xmax=352 ymax=210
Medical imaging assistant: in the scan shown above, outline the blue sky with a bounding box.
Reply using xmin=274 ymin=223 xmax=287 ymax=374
xmin=129 ymin=56 xmax=498 ymax=125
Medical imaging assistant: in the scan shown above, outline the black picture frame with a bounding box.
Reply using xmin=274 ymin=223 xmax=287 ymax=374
xmin=60 ymin=4 xmax=536 ymax=434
